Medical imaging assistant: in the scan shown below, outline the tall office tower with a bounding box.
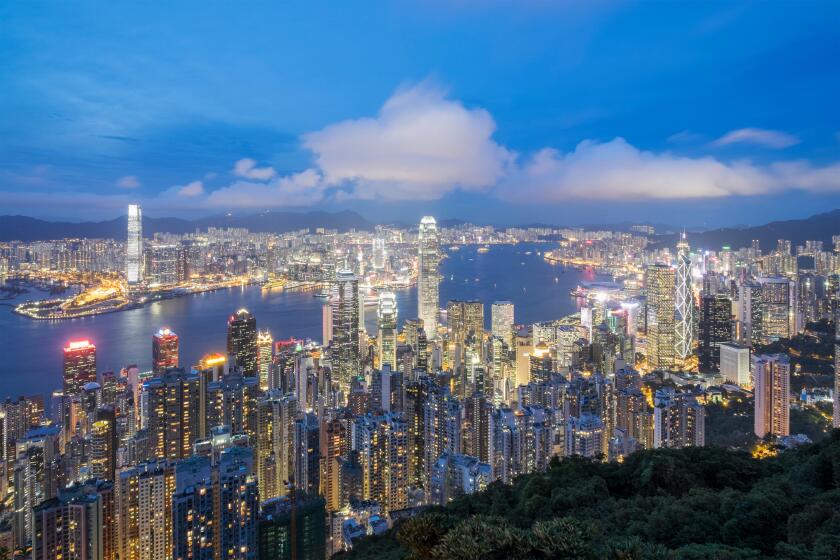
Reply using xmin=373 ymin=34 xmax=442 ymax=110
xmin=738 ymin=282 xmax=764 ymax=346
xmin=126 ymin=203 xmax=143 ymax=285
xmin=447 ymin=300 xmax=484 ymax=353
xmin=145 ymin=243 xmax=181 ymax=285
xmin=429 ymin=452 xmax=492 ymax=506
xmin=652 ymin=388 xmax=705 ymax=448
xmin=13 ymin=425 xmax=63 ymax=549
xmin=674 ymin=233 xmax=694 ymax=361
xmin=258 ymin=495 xmax=327 ymax=560
xmin=152 ymin=328 xmax=179 ymax=373
xmin=719 ymin=342 xmax=751 ymax=387
xmin=377 ymin=291 xmax=398 ymax=369
xmin=753 ymin=354 xmax=791 ymax=438
xmin=564 ymin=414 xmax=605 ymax=458
xmin=90 ymin=408 xmax=117 ymax=482
xmin=331 ymin=270 xmax=361 ymax=390
xmin=417 ymin=216 xmax=440 ymax=338
xmin=205 ymin=373 xmax=260 ymax=440
xmin=835 ymin=307 xmax=840 ymax=428
xmin=645 ymin=264 xmax=676 ymax=370
xmin=32 ymin=484 xmax=105 ymax=560
xmin=115 ymin=460 xmax=176 ymax=560
xmin=228 ymin=309 xmax=258 ymax=376
xmin=698 ymin=294 xmax=732 ymax=373
xmin=256 ymin=393 xmax=297 ymax=501
xmin=356 ymin=413 xmax=409 ymax=513
xmin=63 ymin=340 xmax=97 ymax=398
xmin=491 ymin=301 xmax=515 ymax=347
xmin=757 ymin=277 xmax=797 ymax=341
xmin=257 ymin=330 xmax=274 ymax=391
xmin=142 ymin=368 xmax=200 ymax=460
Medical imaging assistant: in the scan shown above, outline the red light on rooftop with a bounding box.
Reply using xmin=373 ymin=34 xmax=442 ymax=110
xmin=65 ymin=340 xmax=94 ymax=352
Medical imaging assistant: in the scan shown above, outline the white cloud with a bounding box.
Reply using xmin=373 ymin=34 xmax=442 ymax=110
xmin=499 ymin=137 xmax=840 ymax=201
xmin=116 ymin=175 xmax=141 ymax=189
xmin=712 ymin=127 xmax=799 ymax=149
xmin=175 ymin=180 xmax=205 ymax=197
xmin=233 ymin=158 xmax=277 ymax=180
xmin=302 ymin=82 xmax=513 ymax=199
xmin=206 ymin=169 xmax=325 ymax=208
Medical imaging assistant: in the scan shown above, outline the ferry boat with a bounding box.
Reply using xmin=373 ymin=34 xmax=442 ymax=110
xmin=477 ymin=246 xmax=490 ymax=254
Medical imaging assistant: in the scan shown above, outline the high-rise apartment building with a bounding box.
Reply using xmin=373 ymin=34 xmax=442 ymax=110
xmin=126 ymin=203 xmax=143 ymax=285
xmin=418 ymin=216 xmax=440 ymax=338
xmin=32 ymin=483 xmax=105 ymax=560
xmin=63 ymin=340 xmax=97 ymax=398
xmin=652 ymin=388 xmax=705 ymax=448
xmin=152 ymin=328 xmax=179 ymax=373
xmin=757 ymin=277 xmax=797 ymax=341
xmin=377 ymin=291 xmax=398 ymax=369
xmin=447 ymin=300 xmax=484 ymax=352
xmin=331 ymin=270 xmax=361 ymax=390
xmin=228 ymin=309 xmax=258 ymax=376
xmin=753 ymin=354 xmax=790 ymax=438
xmin=674 ymin=233 xmax=694 ymax=361
xmin=645 ymin=264 xmax=676 ymax=370
xmin=141 ymin=369 xmax=200 ymax=460
xmin=355 ymin=413 xmax=409 ymax=513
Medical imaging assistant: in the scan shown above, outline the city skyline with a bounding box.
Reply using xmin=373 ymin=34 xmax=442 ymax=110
xmin=2 ymin=2 xmax=840 ymax=226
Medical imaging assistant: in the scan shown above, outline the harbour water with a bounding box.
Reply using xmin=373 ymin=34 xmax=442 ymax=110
xmin=0 ymin=243 xmax=608 ymax=398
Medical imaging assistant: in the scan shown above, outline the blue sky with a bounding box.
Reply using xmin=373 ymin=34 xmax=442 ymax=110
xmin=1 ymin=1 xmax=839 ymax=227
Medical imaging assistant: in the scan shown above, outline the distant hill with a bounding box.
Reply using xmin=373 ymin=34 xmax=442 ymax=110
xmin=651 ymin=209 xmax=840 ymax=251
xmin=0 ymin=210 xmax=373 ymax=241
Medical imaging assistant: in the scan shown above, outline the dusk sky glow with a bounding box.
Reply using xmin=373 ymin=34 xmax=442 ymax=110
xmin=2 ymin=1 xmax=840 ymax=226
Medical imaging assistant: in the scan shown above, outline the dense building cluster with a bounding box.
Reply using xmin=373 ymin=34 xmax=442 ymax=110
xmin=0 ymin=207 xmax=839 ymax=559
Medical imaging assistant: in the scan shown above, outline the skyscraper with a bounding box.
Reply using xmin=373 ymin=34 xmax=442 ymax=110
xmin=63 ymin=340 xmax=97 ymax=397
xmin=142 ymin=368 xmax=201 ymax=460
xmin=418 ymin=216 xmax=440 ymax=338
xmin=228 ymin=309 xmax=258 ymax=376
xmin=491 ymin=301 xmax=514 ymax=347
xmin=645 ymin=265 xmax=676 ymax=370
xmin=834 ymin=307 xmax=840 ymax=429
xmin=331 ymin=270 xmax=361 ymax=389
xmin=674 ymin=234 xmax=694 ymax=360
xmin=126 ymin=203 xmax=143 ymax=285
xmin=257 ymin=330 xmax=274 ymax=391
xmin=152 ymin=328 xmax=179 ymax=373
xmin=377 ymin=291 xmax=398 ymax=369
xmin=698 ymin=294 xmax=732 ymax=373
xmin=753 ymin=354 xmax=790 ymax=438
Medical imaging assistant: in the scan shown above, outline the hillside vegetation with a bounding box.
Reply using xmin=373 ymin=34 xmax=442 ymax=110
xmin=339 ymin=431 xmax=840 ymax=559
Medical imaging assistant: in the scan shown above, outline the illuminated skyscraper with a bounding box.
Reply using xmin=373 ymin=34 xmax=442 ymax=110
xmin=152 ymin=328 xmax=179 ymax=373
xmin=418 ymin=216 xmax=440 ymax=338
xmin=645 ymin=265 xmax=676 ymax=370
xmin=63 ymin=340 xmax=97 ymax=397
xmin=331 ymin=270 xmax=360 ymax=389
xmin=753 ymin=354 xmax=790 ymax=438
xmin=674 ymin=233 xmax=694 ymax=360
xmin=757 ymin=277 xmax=797 ymax=341
xmin=697 ymin=295 xmax=732 ymax=373
xmin=126 ymin=203 xmax=143 ymax=285
xmin=356 ymin=413 xmax=409 ymax=513
xmin=228 ymin=309 xmax=258 ymax=376
xmin=257 ymin=330 xmax=274 ymax=391
xmin=377 ymin=291 xmax=398 ymax=369
xmin=142 ymin=369 xmax=200 ymax=460
xmin=491 ymin=301 xmax=514 ymax=347
xmin=447 ymin=300 xmax=484 ymax=352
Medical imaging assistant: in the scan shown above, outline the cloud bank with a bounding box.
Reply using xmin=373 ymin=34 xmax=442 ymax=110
xmin=712 ymin=127 xmax=800 ymax=149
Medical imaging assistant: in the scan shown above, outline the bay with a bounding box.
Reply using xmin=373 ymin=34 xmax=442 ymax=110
xmin=0 ymin=243 xmax=608 ymax=398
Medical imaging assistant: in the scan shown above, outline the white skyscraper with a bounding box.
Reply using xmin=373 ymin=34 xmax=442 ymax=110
xmin=126 ymin=203 xmax=143 ymax=284
xmin=418 ymin=216 xmax=440 ymax=338
xmin=377 ymin=291 xmax=398 ymax=369
xmin=674 ymin=232 xmax=694 ymax=360
xmin=491 ymin=301 xmax=514 ymax=347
